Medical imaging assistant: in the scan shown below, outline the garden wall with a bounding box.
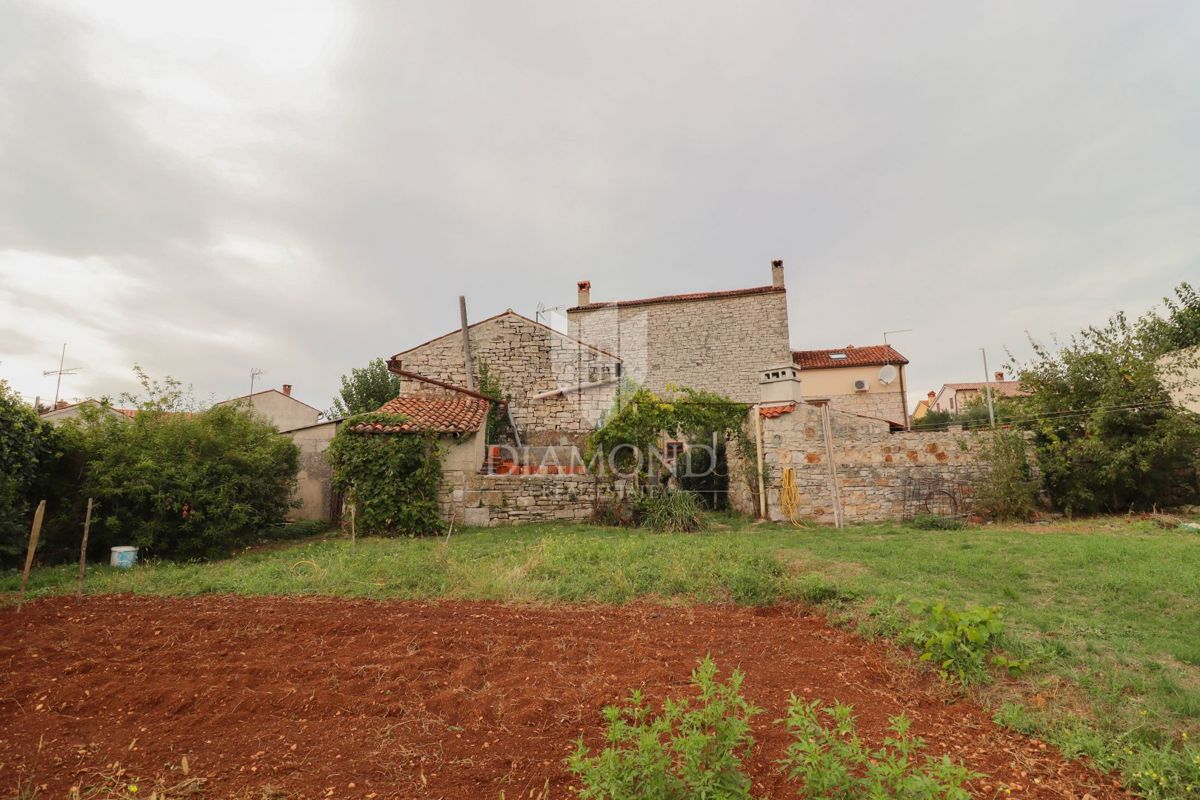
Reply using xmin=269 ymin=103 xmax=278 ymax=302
xmin=730 ymin=403 xmax=999 ymax=524
xmin=440 ymin=473 xmax=628 ymax=527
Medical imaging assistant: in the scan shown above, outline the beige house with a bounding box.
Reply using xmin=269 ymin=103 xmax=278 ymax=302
xmin=39 ymin=399 xmax=136 ymax=426
xmin=216 ymin=384 xmax=322 ymax=433
xmin=1158 ymin=346 xmax=1200 ymax=413
xmin=791 ymin=345 xmax=909 ymax=426
xmin=930 ymin=374 xmax=1026 ymax=414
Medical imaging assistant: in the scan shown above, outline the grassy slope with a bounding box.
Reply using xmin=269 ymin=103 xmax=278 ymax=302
xmin=4 ymin=518 xmax=1200 ymax=796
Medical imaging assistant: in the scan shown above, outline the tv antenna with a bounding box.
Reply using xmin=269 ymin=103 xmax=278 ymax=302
xmin=883 ymin=328 xmax=913 ymax=344
xmin=536 ymin=302 xmax=567 ymax=327
xmin=43 ymin=343 xmax=82 ymax=407
xmin=249 ymin=367 xmax=265 ymax=398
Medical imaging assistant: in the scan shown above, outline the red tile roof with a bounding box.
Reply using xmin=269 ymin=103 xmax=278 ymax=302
xmin=792 ymin=344 xmax=908 ymax=370
xmin=759 ymin=402 xmax=796 ymax=418
xmin=352 ymin=395 xmax=489 ymax=434
xmin=568 ymin=284 xmax=785 ymax=312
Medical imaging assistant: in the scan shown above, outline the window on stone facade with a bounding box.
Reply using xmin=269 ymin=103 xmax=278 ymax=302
xmin=665 ymin=441 xmax=685 ymax=460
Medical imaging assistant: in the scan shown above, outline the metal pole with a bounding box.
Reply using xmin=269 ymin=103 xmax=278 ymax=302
xmin=981 ymin=348 xmax=996 ymax=428
xmin=53 ymin=345 xmax=66 ymax=407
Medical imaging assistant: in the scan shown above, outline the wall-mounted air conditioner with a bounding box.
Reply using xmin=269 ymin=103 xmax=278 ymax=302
xmin=853 ymin=379 xmax=869 ymax=392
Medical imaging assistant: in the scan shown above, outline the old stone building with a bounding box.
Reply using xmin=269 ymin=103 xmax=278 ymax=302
xmin=566 ymin=262 xmax=792 ymax=404
xmin=389 ymin=310 xmax=621 ymax=448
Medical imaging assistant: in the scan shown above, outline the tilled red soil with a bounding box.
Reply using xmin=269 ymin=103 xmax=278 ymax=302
xmin=0 ymin=595 xmax=1124 ymax=799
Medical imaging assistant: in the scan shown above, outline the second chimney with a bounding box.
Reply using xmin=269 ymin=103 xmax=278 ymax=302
xmin=577 ymin=280 xmax=591 ymax=306
xmin=994 ymin=372 xmax=1004 ymax=382
xmin=282 ymin=384 xmax=293 ymax=397
xmin=771 ymin=260 xmax=785 ymax=288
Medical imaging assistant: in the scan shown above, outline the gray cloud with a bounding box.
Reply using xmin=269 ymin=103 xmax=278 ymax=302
xmin=2 ymin=0 xmax=1198 ymax=411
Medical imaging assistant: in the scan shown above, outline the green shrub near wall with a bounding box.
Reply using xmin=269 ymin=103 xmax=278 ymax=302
xmin=327 ymin=413 xmax=445 ymax=536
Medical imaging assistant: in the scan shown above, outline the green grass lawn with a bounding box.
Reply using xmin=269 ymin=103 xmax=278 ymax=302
xmin=4 ymin=516 xmax=1200 ymax=797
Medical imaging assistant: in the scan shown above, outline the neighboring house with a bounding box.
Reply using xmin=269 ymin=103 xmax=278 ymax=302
xmin=566 ymin=261 xmax=792 ymax=405
xmin=929 ymin=374 xmax=1026 ymax=414
xmin=39 ymin=399 xmax=136 ymax=426
xmin=1158 ymin=345 xmax=1200 ymax=413
xmin=911 ymin=391 xmax=936 ymax=421
xmin=791 ymin=344 xmax=909 ymax=426
xmin=389 ymin=309 xmax=621 ymax=448
xmin=216 ymin=384 xmax=321 ymax=433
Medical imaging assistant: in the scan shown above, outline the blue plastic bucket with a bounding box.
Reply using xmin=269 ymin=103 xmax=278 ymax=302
xmin=110 ymin=546 xmax=138 ymax=568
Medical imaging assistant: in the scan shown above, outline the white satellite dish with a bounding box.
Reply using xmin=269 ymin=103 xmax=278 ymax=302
xmin=878 ymin=364 xmax=898 ymax=385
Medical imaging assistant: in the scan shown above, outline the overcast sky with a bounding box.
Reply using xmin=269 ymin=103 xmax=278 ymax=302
xmin=2 ymin=1 xmax=1198 ymax=413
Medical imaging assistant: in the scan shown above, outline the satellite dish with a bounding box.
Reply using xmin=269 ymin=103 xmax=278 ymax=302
xmin=878 ymin=364 xmax=898 ymax=385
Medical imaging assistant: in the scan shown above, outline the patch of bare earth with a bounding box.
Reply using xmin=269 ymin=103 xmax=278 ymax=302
xmin=0 ymin=596 xmax=1126 ymax=799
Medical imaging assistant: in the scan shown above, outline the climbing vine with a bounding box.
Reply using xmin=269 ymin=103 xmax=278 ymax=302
xmin=327 ymin=413 xmax=445 ymax=536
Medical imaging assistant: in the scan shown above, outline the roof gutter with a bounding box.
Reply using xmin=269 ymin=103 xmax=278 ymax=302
xmin=385 ymin=359 xmax=505 ymax=406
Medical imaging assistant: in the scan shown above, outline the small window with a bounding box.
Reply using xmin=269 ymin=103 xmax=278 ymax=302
xmin=665 ymin=441 xmax=685 ymax=460
xmin=828 ymin=353 xmax=848 ymax=360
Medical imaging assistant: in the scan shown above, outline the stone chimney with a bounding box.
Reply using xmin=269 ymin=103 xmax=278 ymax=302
xmin=771 ymin=260 xmax=785 ymax=288
xmin=577 ymin=280 xmax=591 ymax=306
xmin=282 ymin=384 xmax=292 ymax=397
xmin=994 ymin=372 xmax=1004 ymax=382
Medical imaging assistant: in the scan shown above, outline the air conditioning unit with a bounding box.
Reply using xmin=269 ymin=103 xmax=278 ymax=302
xmin=853 ymin=379 xmax=869 ymax=392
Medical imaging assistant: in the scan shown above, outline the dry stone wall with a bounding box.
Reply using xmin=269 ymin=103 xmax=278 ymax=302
xmin=395 ymin=313 xmax=620 ymax=447
xmin=823 ymin=391 xmax=908 ymax=424
xmin=567 ymin=291 xmax=791 ymax=404
xmin=731 ymin=403 xmax=997 ymax=524
xmin=439 ymin=473 xmax=628 ymax=527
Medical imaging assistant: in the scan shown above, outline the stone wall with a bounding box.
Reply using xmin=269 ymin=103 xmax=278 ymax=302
xmin=567 ymin=289 xmax=792 ymax=404
xmin=439 ymin=473 xmax=628 ymax=527
xmin=731 ymin=403 xmax=999 ymax=524
xmin=394 ymin=312 xmax=620 ymax=447
xmin=824 ymin=391 xmax=908 ymax=424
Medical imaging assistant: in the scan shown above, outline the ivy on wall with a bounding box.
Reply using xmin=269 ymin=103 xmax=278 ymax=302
xmin=327 ymin=412 xmax=445 ymax=536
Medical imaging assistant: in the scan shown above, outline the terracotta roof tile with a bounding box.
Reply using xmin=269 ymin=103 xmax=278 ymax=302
xmin=569 ymin=284 xmax=785 ymax=312
xmin=759 ymin=402 xmax=796 ymax=418
xmin=352 ymin=395 xmax=489 ymax=434
xmin=792 ymin=345 xmax=908 ymax=369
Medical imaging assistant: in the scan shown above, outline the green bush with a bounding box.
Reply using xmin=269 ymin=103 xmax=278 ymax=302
xmin=973 ymin=430 xmax=1039 ymax=521
xmin=636 ymin=490 xmax=705 ymax=533
xmin=76 ymin=404 xmax=299 ymax=560
xmin=0 ymin=382 xmax=83 ymax=565
xmin=567 ymin=656 xmax=760 ymax=800
xmin=908 ymin=514 xmax=967 ymax=531
xmin=900 ymin=601 xmax=1026 ymax=684
xmin=327 ymin=413 xmax=444 ymax=536
xmin=781 ymin=699 xmax=980 ymax=799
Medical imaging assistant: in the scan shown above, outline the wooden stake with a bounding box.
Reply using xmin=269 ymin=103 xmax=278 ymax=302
xmin=77 ymin=497 xmax=93 ymax=599
xmin=753 ymin=405 xmax=767 ymax=519
xmin=18 ymin=500 xmax=47 ymax=611
xmin=349 ymin=492 xmax=357 ymax=548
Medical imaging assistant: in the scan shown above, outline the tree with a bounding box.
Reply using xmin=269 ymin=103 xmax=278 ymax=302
xmin=0 ymin=381 xmax=71 ymax=563
xmin=1006 ymin=284 xmax=1200 ymax=514
xmin=328 ymin=358 xmax=402 ymax=418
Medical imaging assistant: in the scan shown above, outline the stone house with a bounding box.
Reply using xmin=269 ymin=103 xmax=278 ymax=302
xmin=566 ymin=261 xmax=792 ymax=404
xmin=929 ymin=374 xmax=1026 ymax=414
xmin=389 ymin=310 xmax=621 ymax=448
xmin=790 ymin=345 xmax=909 ymax=426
